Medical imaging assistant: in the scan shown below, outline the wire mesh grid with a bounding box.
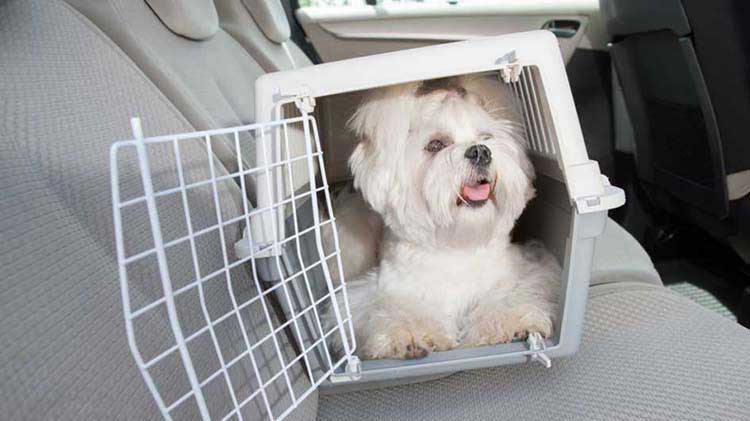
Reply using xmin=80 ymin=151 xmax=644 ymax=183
xmin=509 ymin=65 xmax=558 ymax=158
xmin=110 ymin=112 xmax=356 ymax=420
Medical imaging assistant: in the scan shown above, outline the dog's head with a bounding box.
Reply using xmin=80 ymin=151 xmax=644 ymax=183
xmin=348 ymin=76 xmax=534 ymax=247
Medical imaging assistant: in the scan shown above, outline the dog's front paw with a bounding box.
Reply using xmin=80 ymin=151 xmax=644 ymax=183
xmin=461 ymin=305 xmax=553 ymax=347
xmin=513 ymin=306 xmax=554 ymax=340
xmin=361 ymin=323 xmax=457 ymax=360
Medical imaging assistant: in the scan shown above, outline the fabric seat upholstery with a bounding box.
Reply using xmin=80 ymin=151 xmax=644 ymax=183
xmin=8 ymin=1 xmax=747 ymax=420
xmin=65 ymin=0 xmax=261 ymax=176
xmin=0 ymin=1 xmax=315 ymax=419
xmin=318 ymin=282 xmax=750 ymax=420
xmin=215 ymin=0 xmax=312 ymax=72
xmin=591 ymin=218 xmax=661 ymax=286
xmin=65 ymin=0 xmax=312 ymax=203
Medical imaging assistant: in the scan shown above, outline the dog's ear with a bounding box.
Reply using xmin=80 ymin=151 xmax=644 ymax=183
xmin=494 ymin=139 xmax=536 ymax=225
xmin=461 ymin=76 xmax=523 ymax=125
xmin=349 ymin=139 xmax=391 ymax=213
xmin=347 ymin=84 xmax=415 ymax=144
xmin=346 ymin=85 xmax=415 ymax=214
xmin=347 ymin=90 xmax=393 ymax=213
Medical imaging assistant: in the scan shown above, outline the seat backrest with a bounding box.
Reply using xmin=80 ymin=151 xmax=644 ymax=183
xmin=680 ymin=0 xmax=750 ymax=177
xmin=0 ymin=0 xmax=316 ymax=419
xmin=215 ymin=0 xmax=312 ymax=72
xmin=65 ymin=0 xmax=313 ymax=204
xmin=603 ymin=0 xmax=750 ymax=215
xmin=65 ymin=0 xmax=260 ymax=174
xmin=216 ymin=0 xmax=363 ymax=184
xmin=214 ymin=0 xmax=358 ymax=184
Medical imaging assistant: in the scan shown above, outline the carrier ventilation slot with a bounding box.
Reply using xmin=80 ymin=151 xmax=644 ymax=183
xmin=508 ymin=66 xmax=558 ymax=158
xmin=111 ymin=116 xmax=356 ymax=421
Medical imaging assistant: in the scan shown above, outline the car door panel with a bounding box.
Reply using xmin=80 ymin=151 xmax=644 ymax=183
xmin=296 ymin=2 xmax=606 ymax=63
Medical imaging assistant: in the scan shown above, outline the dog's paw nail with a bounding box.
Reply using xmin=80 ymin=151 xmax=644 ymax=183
xmin=409 ymin=346 xmax=429 ymax=359
xmin=403 ymin=342 xmax=430 ymax=359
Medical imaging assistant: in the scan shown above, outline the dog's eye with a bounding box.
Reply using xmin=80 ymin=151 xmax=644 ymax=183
xmin=478 ymin=132 xmax=493 ymax=141
xmin=425 ymin=138 xmax=449 ymax=153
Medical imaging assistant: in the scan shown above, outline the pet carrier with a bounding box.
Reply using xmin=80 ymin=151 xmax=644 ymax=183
xmin=111 ymin=30 xmax=624 ymax=420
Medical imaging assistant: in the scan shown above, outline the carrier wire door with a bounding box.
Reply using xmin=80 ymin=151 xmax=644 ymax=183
xmin=111 ymin=114 xmax=356 ymax=420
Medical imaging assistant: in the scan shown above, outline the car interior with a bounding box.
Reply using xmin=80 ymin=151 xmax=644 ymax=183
xmin=2 ymin=0 xmax=749 ymax=419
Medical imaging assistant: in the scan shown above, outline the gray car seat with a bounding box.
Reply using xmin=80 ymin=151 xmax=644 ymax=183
xmin=319 ymin=282 xmax=750 ymax=419
xmin=2 ymin=0 xmax=750 ymax=419
xmin=0 ymin=1 xmax=314 ymax=419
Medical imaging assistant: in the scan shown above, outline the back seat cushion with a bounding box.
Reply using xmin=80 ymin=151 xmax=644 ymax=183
xmin=319 ymin=283 xmax=750 ymax=419
xmin=591 ymin=218 xmax=661 ymax=286
xmin=0 ymin=1 xmax=315 ymax=419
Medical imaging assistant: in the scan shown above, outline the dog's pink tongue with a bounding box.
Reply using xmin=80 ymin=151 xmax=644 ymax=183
xmin=461 ymin=183 xmax=491 ymax=201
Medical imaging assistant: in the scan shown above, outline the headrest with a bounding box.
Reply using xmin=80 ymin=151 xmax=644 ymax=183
xmin=145 ymin=0 xmax=219 ymax=41
xmin=242 ymin=0 xmax=291 ymax=44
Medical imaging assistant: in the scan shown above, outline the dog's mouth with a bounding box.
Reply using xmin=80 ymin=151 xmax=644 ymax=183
xmin=457 ymin=176 xmax=494 ymax=208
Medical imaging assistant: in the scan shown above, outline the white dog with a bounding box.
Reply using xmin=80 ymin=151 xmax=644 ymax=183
xmin=333 ymin=75 xmax=560 ymax=360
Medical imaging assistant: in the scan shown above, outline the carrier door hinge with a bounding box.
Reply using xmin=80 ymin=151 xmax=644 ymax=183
xmin=293 ymin=93 xmax=316 ymax=114
xmin=526 ymin=332 xmax=552 ymax=368
xmin=329 ymin=356 xmax=362 ymax=383
xmin=498 ymin=56 xmax=522 ymax=83
xmin=345 ymin=356 xmax=362 ymax=380
xmin=500 ymin=63 xmax=522 ymax=83
xmin=496 ymin=50 xmax=521 ymax=83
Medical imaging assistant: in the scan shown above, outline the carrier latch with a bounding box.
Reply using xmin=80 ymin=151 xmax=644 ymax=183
xmin=526 ymin=332 xmax=552 ymax=368
xmin=234 ymin=227 xmax=277 ymax=260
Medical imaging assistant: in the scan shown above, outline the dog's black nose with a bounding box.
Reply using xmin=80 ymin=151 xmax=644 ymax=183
xmin=465 ymin=144 xmax=492 ymax=166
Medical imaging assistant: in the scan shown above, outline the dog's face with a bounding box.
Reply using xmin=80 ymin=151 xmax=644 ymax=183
xmin=348 ymin=76 xmax=535 ymax=247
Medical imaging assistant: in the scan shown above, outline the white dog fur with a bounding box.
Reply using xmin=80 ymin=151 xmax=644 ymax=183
xmin=322 ymin=184 xmax=383 ymax=284
xmin=331 ymin=75 xmax=560 ymax=360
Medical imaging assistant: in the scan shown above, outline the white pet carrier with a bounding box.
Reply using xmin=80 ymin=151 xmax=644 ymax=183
xmin=111 ymin=31 xmax=624 ymax=420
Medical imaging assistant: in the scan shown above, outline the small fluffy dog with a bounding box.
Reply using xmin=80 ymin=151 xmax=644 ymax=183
xmin=335 ymin=75 xmax=560 ymax=360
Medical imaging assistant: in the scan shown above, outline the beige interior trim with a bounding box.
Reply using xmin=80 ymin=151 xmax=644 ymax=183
xmin=300 ymin=1 xmax=601 ymax=21
xmin=311 ymin=15 xmax=588 ymax=63
xmin=318 ymin=16 xmax=588 ymax=42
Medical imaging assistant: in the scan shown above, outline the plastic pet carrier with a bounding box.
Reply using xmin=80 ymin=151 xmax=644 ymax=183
xmin=110 ymin=31 xmax=624 ymax=420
